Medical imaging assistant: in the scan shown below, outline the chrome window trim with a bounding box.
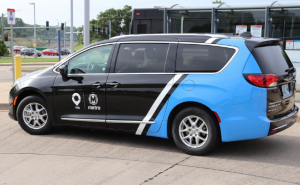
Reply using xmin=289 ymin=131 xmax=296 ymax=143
xmin=53 ymin=43 xmax=116 ymax=74
xmin=61 ymin=117 xmax=155 ymax=124
xmin=53 ymin=41 xmax=239 ymax=75
xmin=113 ymin=42 xmax=238 ymax=75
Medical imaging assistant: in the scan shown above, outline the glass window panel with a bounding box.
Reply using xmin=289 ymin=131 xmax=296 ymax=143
xmin=115 ymin=44 xmax=169 ymax=73
xmin=217 ymin=9 xmax=265 ymax=36
xmin=176 ymin=44 xmax=235 ymax=72
xmin=68 ymin=45 xmax=113 ymax=74
xmin=169 ymin=11 xmax=212 ymax=33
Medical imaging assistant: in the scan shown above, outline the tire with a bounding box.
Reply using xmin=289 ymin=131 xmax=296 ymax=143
xmin=16 ymin=95 xmax=53 ymax=135
xmin=172 ymin=107 xmax=220 ymax=155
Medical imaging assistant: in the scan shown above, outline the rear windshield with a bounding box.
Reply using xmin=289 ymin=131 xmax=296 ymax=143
xmin=252 ymin=46 xmax=293 ymax=76
xmin=175 ymin=44 xmax=235 ymax=72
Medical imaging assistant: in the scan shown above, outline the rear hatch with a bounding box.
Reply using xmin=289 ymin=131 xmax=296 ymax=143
xmin=252 ymin=43 xmax=296 ymax=119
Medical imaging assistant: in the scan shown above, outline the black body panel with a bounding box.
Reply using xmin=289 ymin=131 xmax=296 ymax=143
xmin=267 ymin=81 xmax=296 ymax=119
xmin=105 ymin=74 xmax=174 ymax=131
xmin=9 ymin=67 xmax=58 ymax=122
xmin=52 ymin=74 xmax=108 ymax=128
xmin=268 ymin=106 xmax=298 ymax=135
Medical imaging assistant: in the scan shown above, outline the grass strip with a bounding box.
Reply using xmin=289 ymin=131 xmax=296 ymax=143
xmin=0 ymin=58 xmax=59 ymax=63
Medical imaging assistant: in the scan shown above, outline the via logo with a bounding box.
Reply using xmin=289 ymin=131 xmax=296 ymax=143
xmin=72 ymin=93 xmax=81 ymax=109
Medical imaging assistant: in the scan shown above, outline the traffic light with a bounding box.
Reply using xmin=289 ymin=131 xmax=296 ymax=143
xmin=4 ymin=34 xmax=8 ymax=41
xmin=102 ymin=28 xmax=105 ymax=34
xmin=107 ymin=28 xmax=109 ymax=34
xmin=61 ymin=23 xmax=64 ymax=30
xmin=97 ymin=27 xmax=100 ymax=33
xmin=46 ymin=21 xmax=49 ymax=30
xmin=92 ymin=25 xmax=95 ymax=32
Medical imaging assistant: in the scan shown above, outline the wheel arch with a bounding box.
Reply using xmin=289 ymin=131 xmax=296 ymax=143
xmin=14 ymin=88 xmax=47 ymax=120
xmin=166 ymin=101 xmax=221 ymax=139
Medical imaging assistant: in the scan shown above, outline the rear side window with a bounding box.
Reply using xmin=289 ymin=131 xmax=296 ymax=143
xmin=252 ymin=46 xmax=293 ymax=76
xmin=176 ymin=44 xmax=235 ymax=72
xmin=115 ymin=43 xmax=169 ymax=73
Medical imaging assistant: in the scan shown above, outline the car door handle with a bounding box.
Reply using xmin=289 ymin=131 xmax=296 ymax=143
xmin=106 ymin=82 xmax=120 ymax=88
xmin=91 ymin=82 xmax=104 ymax=88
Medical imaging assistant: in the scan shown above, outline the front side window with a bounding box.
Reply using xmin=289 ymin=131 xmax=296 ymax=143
xmin=115 ymin=43 xmax=169 ymax=73
xmin=67 ymin=45 xmax=113 ymax=74
xmin=176 ymin=44 xmax=235 ymax=72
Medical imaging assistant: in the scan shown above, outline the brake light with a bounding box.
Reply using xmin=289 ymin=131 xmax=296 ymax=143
xmin=245 ymin=74 xmax=278 ymax=88
xmin=136 ymin=13 xmax=140 ymax=15
xmin=294 ymin=68 xmax=297 ymax=77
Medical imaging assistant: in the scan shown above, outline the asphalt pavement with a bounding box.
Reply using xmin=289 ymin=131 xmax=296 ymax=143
xmin=0 ymin=110 xmax=300 ymax=184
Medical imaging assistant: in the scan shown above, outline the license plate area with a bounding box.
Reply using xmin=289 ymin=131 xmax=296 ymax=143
xmin=282 ymin=84 xmax=290 ymax=96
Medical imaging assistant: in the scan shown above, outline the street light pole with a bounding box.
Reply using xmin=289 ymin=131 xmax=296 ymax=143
xmin=30 ymin=3 xmax=36 ymax=52
xmin=64 ymin=22 xmax=66 ymax=48
xmin=1 ymin=13 xmax=4 ymax=41
xmin=84 ymin=0 xmax=90 ymax=47
xmin=70 ymin=0 xmax=74 ymax=53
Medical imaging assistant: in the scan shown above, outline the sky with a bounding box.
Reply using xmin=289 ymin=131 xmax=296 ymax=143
xmin=0 ymin=0 xmax=299 ymax=28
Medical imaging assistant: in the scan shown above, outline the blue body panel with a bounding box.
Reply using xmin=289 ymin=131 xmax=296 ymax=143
xmin=147 ymin=39 xmax=271 ymax=142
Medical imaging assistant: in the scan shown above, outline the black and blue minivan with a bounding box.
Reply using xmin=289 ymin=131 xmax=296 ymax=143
xmin=9 ymin=34 xmax=298 ymax=155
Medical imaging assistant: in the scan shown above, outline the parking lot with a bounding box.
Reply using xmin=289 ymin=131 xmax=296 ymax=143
xmin=0 ymin=110 xmax=300 ymax=184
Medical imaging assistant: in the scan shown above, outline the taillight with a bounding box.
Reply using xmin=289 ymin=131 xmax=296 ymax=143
xmin=244 ymin=74 xmax=278 ymax=88
xmin=293 ymin=68 xmax=297 ymax=77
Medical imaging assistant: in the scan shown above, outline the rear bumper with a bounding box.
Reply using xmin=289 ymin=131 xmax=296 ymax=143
xmin=268 ymin=105 xmax=298 ymax=136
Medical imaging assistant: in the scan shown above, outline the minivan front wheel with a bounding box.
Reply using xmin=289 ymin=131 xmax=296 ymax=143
xmin=17 ymin=95 xmax=52 ymax=135
xmin=172 ymin=107 xmax=220 ymax=155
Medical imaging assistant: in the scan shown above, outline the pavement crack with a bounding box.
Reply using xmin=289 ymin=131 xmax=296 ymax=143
xmin=0 ymin=129 xmax=21 ymax=142
xmin=177 ymin=164 xmax=300 ymax=185
xmin=140 ymin=156 xmax=191 ymax=185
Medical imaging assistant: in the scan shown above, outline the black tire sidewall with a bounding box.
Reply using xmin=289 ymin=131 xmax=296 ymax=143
xmin=16 ymin=95 xmax=52 ymax=135
xmin=172 ymin=107 xmax=220 ymax=155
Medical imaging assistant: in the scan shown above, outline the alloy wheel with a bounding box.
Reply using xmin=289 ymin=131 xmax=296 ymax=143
xmin=22 ymin=103 xmax=48 ymax=129
xmin=179 ymin=115 xmax=209 ymax=148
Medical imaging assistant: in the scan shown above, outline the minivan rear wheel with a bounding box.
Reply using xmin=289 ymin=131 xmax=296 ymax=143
xmin=172 ymin=107 xmax=220 ymax=155
xmin=17 ymin=95 xmax=53 ymax=135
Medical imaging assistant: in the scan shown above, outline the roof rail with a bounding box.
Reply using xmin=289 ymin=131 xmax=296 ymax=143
xmin=111 ymin=33 xmax=229 ymax=39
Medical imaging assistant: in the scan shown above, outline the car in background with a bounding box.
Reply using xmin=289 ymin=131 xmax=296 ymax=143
xmin=20 ymin=48 xmax=42 ymax=57
xmin=53 ymin=48 xmax=71 ymax=55
xmin=42 ymin=49 xmax=58 ymax=56
xmin=14 ymin=46 xmax=27 ymax=53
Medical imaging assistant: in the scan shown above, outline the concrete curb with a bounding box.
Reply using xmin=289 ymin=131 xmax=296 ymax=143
xmin=0 ymin=104 xmax=9 ymax=110
xmin=0 ymin=62 xmax=57 ymax=66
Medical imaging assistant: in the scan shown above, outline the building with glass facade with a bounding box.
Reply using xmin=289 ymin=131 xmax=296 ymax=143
xmin=130 ymin=1 xmax=300 ymax=60
xmin=130 ymin=1 xmax=300 ymax=90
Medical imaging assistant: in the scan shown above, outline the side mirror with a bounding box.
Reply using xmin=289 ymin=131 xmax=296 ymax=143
xmin=59 ymin=65 xmax=68 ymax=81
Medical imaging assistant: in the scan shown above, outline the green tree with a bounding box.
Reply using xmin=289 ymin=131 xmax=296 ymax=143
xmin=0 ymin=40 xmax=8 ymax=56
xmin=213 ymin=0 xmax=224 ymax=4
xmin=91 ymin=5 xmax=132 ymax=43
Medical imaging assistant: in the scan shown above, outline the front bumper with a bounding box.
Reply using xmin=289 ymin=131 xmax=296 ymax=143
xmin=268 ymin=105 xmax=298 ymax=136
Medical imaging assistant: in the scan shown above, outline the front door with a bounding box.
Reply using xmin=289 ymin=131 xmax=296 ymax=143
xmin=52 ymin=44 xmax=115 ymax=128
xmin=106 ymin=43 xmax=177 ymax=134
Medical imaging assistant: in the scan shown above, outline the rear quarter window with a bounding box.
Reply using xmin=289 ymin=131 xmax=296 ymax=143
xmin=176 ymin=44 xmax=236 ymax=72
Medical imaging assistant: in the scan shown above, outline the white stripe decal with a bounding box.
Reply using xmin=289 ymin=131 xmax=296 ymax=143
xmin=135 ymin=74 xmax=183 ymax=135
xmin=205 ymin=38 xmax=218 ymax=44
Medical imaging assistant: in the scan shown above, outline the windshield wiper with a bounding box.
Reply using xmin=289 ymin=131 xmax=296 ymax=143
xmin=285 ymin=67 xmax=295 ymax=73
